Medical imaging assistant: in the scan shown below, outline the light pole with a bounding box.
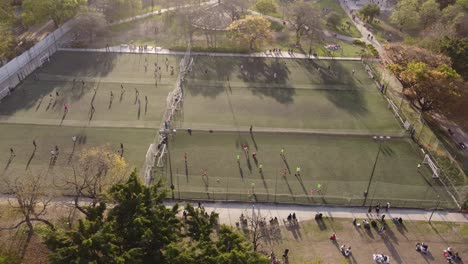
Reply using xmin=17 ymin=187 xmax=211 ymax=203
xmin=428 ymin=195 xmax=441 ymax=223
xmin=363 ymin=135 xmax=391 ymax=206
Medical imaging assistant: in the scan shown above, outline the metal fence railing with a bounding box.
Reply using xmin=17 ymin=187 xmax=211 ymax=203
xmin=143 ymin=45 xmax=193 ymax=186
xmin=0 ymin=19 xmax=76 ymax=101
xmin=173 ymin=190 xmax=456 ymax=210
xmin=365 ymin=60 xmax=467 ymax=209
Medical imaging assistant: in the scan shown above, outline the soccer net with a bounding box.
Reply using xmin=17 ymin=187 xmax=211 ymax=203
xmin=142 ymin=45 xmax=192 ymax=185
xmin=423 ymin=154 xmax=440 ymax=179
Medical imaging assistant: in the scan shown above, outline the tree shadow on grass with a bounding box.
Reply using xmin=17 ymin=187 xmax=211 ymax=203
xmin=240 ymin=57 xmax=295 ymax=104
xmin=186 ymin=55 xmax=237 ymax=98
xmin=0 ymin=52 xmax=118 ymax=117
xmin=327 ymin=69 xmax=367 ymax=116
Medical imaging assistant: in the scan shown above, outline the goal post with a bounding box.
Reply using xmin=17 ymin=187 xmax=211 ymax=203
xmin=422 ymin=154 xmax=440 ymax=179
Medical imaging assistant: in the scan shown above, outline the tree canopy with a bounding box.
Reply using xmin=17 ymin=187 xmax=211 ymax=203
xmin=398 ymin=63 xmax=464 ymax=113
xmin=227 ymin=15 xmax=272 ymax=51
xmin=46 ymin=171 xmax=268 ymax=263
xmin=255 ymin=0 xmax=277 ymax=14
xmin=21 ymin=0 xmax=85 ymax=28
xmin=359 ymin=3 xmax=380 ymax=23
xmin=390 ymin=0 xmax=422 ymax=30
xmin=285 ymin=1 xmax=321 ymax=46
xmin=74 ymin=7 xmax=107 ymax=43
xmin=440 ymin=37 xmax=468 ymax=80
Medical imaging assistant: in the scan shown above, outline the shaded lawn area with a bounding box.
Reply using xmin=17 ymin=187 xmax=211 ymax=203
xmin=0 ymin=51 xmax=183 ymax=128
xmin=40 ymin=51 xmax=182 ymax=83
xmin=259 ymin=217 xmax=468 ymax=263
xmin=182 ymin=56 xmax=401 ymax=134
xmin=316 ymin=0 xmax=362 ymax=38
xmin=0 ymin=80 xmax=171 ymax=128
xmin=166 ymin=131 xmax=454 ymax=208
xmin=0 ymin=123 xmax=155 ymax=193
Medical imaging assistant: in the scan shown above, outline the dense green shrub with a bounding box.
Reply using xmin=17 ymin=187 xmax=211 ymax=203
xmin=353 ymin=39 xmax=366 ymax=46
xmin=367 ymin=44 xmax=379 ymax=57
xmin=270 ymin=20 xmax=284 ymax=32
xmin=255 ymin=0 xmax=277 ymax=14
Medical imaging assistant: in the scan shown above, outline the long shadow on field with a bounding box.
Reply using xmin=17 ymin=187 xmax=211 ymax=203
xmin=283 ymin=176 xmax=295 ymax=200
xmin=38 ymin=51 xmax=118 ymax=78
xmin=324 ymin=61 xmax=367 ymax=116
xmin=25 ymin=149 xmax=36 ymax=170
xmin=186 ymin=55 xmax=236 ymax=98
xmin=239 ymin=58 xmax=295 ymax=104
xmin=0 ymin=53 xmax=118 ymax=117
xmin=296 ymin=175 xmax=311 ymax=200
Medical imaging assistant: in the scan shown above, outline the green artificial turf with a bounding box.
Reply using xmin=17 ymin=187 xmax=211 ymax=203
xmin=165 ymin=131 xmax=454 ymax=208
xmin=182 ymin=56 xmax=402 ymax=135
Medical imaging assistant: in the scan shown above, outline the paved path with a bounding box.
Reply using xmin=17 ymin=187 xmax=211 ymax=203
xmin=248 ymin=9 xmax=360 ymax=43
xmin=169 ymin=201 xmax=468 ymax=225
xmin=58 ymin=47 xmax=362 ymax=61
xmin=339 ymin=0 xmax=384 ymax=53
xmin=1 ymin=195 xmax=465 ymax=225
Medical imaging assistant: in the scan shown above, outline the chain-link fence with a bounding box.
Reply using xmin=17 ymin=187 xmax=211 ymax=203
xmin=0 ymin=19 xmax=76 ymax=100
xmin=173 ymin=190 xmax=455 ymax=210
xmin=143 ymin=45 xmax=192 ymax=186
xmin=365 ymin=60 xmax=467 ymax=208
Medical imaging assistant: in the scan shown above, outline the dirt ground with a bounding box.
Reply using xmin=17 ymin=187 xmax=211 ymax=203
xmin=258 ymin=216 xmax=468 ymax=264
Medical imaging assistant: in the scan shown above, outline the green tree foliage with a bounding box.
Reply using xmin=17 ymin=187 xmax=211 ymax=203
xmin=0 ymin=1 xmax=16 ymax=25
xmin=0 ymin=24 xmax=15 ymax=58
xmin=227 ymin=15 xmax=272 ymax=51
xmin=46 ymin=171 xmax=180 ymax=263
xmin=255 ymin=0 xmax=277 ymax=14
xmin=420 ymin=0 xmax=441 ymax=27
xmin=98 ymin=0 xmax=142 ymax=23
xmin=390 ymin=0 xmax=421 ymax=30
xmin=440 ymin=37 xmax=468 ymax=80
xmin=74 ymin=7 xmax=107 ymax=43
xmin=21 ymin=0 xmax=85 ymax=28
xmin=46 ymin=171 xmax=268 ymax=263
xmin=359 ymin=3 xmax=380 ymax=23
xmin=327 ymin=12 xmax=341 ymax=28
xmin=458 ymin=0 xmax=468 ymax=9
xmin=166 ymin=226 xmax=270 ymax=264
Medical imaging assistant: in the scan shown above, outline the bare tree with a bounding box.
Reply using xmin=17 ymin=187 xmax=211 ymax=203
xmin=221 ymin=0 xmax=249 ymax=21
xmin=1 ymin=173 xmax=55 ymax=258
xmin=74 ymin=6 xmax=107 ymax=43
xmin=285 ymin=2 xmax=321 ymax=46
xmin=241 ymin=209 xmax=266 ymax=252
xmin=61 ymin=145 xmax=129 ymax=217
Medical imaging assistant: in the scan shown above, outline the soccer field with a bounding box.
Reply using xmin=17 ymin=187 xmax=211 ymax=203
xmin=0 ymin=51 xmax=455 ymax=208
xmin=157 ymin=55 xmax=455 ymax=208
xmin=0 ymin=51 xmax=180 ymax=187
xmin=181 ymin=56 xmax=403 ymax=135
xmin=167 ymin=131 xmax=454 ymax=208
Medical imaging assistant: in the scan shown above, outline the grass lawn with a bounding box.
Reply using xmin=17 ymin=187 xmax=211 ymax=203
xmin=260 ymin=217 xmax=468 ymax=263
xmin=316 ymin=0 xmax=362 ymax=38
xmin=166 ymin=131 xmax=454 ymax=208
xmin=183 ymin=56 xmax=402 ymax=134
